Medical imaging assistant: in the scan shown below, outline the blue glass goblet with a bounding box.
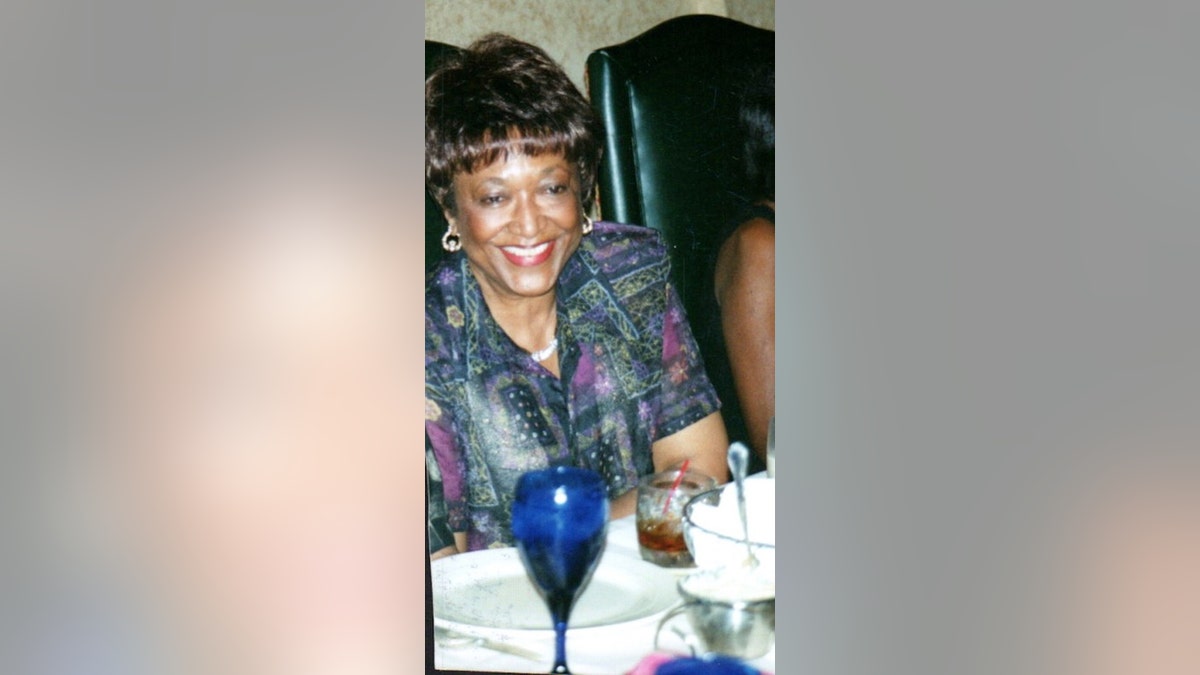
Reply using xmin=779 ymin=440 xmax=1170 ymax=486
xmin=510 ymin=466 xmax=609 ymax=674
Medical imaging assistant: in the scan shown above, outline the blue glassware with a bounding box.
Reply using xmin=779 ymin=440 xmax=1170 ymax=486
xmin=510 ymin=466 xmax=609 ymax=674
xmin=656 ymin=655 xmax=763 ymax=674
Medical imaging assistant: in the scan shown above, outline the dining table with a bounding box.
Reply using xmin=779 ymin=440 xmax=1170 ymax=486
xmin=431 ymin=495 xmax=777 ymax=674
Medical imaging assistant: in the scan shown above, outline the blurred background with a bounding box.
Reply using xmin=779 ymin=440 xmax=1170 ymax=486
xmin=2 ymin=2 xmax=426 ymax=673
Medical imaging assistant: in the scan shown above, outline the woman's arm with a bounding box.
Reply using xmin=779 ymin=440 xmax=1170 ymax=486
xmin=715 ymin=217 xmax=776 ymax=462
xmin=430 ymin=544 xmax=459 ymax=560
xmin=609 ymin=411 xmax=731 ymax=520
xmin=652 ymin=411 xmax=730 ymax=485
xmin=426 ymin=440 xmax=462 ymax=559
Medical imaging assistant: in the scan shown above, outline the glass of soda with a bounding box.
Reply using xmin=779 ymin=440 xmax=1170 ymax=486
xmin=636 ymin=465 xmax=717 ymax=567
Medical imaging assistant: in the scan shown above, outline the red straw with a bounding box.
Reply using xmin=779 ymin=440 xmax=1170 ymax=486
xmin=661 ymin=458 xmax=691 ymax=516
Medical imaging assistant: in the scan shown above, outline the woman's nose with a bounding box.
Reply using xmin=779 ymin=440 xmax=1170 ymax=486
xmin=510 ymin=194 xmax=540 ymax=236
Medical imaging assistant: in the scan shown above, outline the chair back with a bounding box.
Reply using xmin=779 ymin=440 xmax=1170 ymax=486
xmin=587 ymin=15 xmax=774 ymax=445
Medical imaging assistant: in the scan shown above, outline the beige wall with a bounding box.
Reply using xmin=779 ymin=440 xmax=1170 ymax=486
xmin=425 ymin=0 xmax=774 ymax=90
xmin=724 ymin=0 xmax=775 ymax=32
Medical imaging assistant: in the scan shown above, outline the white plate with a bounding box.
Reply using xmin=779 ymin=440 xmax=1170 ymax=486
xmin=432 ymin=547 xmax=680 ymax=635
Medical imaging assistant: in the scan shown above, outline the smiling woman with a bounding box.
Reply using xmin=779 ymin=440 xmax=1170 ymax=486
xmin=425 ymin=34 xmax=730 ymax=555
xmin=451 ymin=152 xmax=584 ymax=314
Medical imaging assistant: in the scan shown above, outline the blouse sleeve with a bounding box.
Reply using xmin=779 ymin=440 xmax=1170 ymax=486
xmin=426 ymin=432 xmax=455 ymax=554
xmin=654 ymin=269 xmax=722 ymax=440
xmin=425 ymin=290 xmax=469 ymax=533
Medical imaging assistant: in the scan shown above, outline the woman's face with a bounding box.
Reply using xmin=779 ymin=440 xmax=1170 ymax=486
xmin=447 ymin=151 xmax=584 ymax=306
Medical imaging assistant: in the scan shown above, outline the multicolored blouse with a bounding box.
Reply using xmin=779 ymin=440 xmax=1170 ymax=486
xmin=425 ymin=222 xmax=720 ymax=551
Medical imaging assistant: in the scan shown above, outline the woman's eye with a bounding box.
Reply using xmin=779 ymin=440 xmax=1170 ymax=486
xmin=544 ymin=184 xmax=569 ymax=195
xmin=480 ymin=194 xmax=505 ymax=206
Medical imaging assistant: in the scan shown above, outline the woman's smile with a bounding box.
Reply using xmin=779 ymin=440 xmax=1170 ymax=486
xmin=500 ymin=240 xmax=555 ymax=266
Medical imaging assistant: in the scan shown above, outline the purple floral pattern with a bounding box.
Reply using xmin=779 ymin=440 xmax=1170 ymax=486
xmin=425 ymin=222 xmax=720 ymax=550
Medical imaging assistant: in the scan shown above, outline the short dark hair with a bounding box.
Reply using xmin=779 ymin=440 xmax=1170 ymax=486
xmin=425 ymin=34 xmax=603 ymax=213
xmin=739 ymin=64 xmax=775 ymax=202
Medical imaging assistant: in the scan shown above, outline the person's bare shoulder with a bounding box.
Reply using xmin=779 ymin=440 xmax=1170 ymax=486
xmin=715 ymin=217 xmax=775 ymax=298
xmin=729 ymin=217 xmax=775 ymax=258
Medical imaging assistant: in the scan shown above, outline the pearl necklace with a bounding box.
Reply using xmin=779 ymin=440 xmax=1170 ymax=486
xmin=529 ymin=337 xmax=559 ymax=362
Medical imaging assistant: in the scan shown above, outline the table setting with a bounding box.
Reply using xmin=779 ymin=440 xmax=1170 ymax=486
xmin=431 ymin=441 xmax=777 ymax=674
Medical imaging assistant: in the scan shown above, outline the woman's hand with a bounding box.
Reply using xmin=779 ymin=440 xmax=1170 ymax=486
xmin=430 ymin=544 xmax=459 ymax=561
xmin=431 ymin=533 xmax=465 ymax=560
xmin=609 ymin=488 xmax=639 ymax=519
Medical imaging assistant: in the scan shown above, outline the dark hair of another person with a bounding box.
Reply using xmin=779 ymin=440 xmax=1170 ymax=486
xmin=425 ymin=34 xmax=604 ymax=213
xmin=739 ymin=64 xmax=775 ymax=203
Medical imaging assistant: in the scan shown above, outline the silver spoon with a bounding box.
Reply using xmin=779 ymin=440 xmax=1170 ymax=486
xmin=726 ymin=441 xmax=760 ymax=568
xmin=434 ymin=625 xmax=542 ymax=661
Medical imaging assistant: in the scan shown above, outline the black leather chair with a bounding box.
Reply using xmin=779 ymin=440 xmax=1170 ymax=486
xmin=587 ymin=15 xmax=774 ymax=448
xmin=425 ymin=40 xmax=462 ymax=272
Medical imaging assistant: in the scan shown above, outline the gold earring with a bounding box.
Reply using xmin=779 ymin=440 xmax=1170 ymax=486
xmin=441 ymin=229 xmax=461 ymax=252
xmin=581 ymin=215 xmax=594 ymax=235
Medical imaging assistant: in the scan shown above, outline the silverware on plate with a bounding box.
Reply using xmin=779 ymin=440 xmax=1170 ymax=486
xmin=434 ymin=625 xmax=542 ymax=661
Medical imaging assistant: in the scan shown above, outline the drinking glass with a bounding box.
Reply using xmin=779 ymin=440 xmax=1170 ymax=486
xmin=636 ymin=466 xmax=717 ymax=567
xmin=510 ymin=466 xmax=609 ymax=674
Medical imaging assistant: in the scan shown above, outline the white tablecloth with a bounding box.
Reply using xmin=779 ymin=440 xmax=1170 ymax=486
xmin=433 ymin=514 xmax=776 ymax=674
